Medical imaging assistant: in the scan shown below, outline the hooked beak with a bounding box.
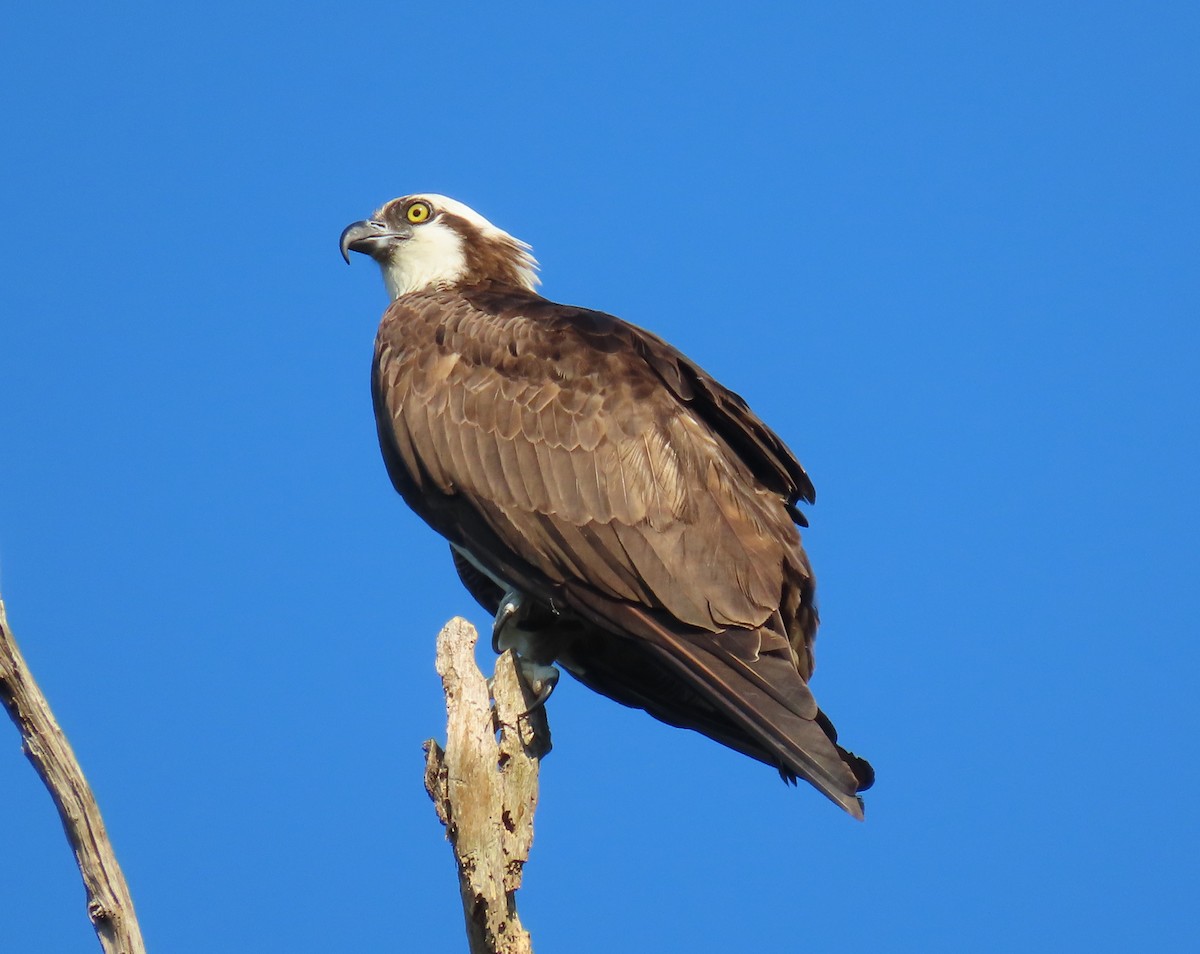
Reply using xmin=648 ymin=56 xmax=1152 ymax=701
xmin=339 ymin=219 xmax=412 ymax=264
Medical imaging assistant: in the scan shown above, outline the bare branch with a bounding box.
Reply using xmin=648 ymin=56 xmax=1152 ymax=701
xmin=424 ymin=617 xmax=551 ymax=954
xmin=0 ymin=597 xmax=147 ymax=954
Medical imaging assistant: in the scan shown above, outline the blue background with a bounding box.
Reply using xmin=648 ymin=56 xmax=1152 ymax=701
xmin=2 ymin=3 xmax=1197 ymax=951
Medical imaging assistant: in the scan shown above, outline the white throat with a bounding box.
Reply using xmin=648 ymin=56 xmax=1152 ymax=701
xmin=380 ymin=220 xmax=468 ymax=299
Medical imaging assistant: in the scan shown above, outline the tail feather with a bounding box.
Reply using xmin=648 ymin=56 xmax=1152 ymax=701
xmin=651 ymin=630 xmax=867 ymax=818
xmin=563 ymin=584 xmax=870 ymax=818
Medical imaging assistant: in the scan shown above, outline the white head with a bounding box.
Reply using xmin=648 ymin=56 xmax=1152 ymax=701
xmin=340 ymin=194 xmax=539 ymax=299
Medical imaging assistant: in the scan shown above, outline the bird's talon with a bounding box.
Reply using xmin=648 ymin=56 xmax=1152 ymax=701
xmin=517 ymin=661 xmax=560 ymax=714
xmin=492 ymin=589 xmax=526 ymax=653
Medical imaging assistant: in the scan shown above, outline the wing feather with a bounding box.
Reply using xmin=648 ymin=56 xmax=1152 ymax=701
xmin=370 ymin=283 xmax=868 ymax=812
xmin=374 ymin=286 xmax=803 ymax=631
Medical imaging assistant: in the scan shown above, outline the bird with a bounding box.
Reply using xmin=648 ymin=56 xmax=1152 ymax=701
xmin=340 ymin=194 xmax=873 ymax=817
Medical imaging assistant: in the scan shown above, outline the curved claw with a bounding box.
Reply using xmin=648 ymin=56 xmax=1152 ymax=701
xmin=523 ymin=667 xmax=559 ymax=710
xmin=516 ymin=659 xmax=560 ymax=715
xmin=492 ymin=590 xmax=525 ymax=653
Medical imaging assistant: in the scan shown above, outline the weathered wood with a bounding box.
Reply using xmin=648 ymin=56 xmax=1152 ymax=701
xmin=0 ymin=597 xmax=147 ymax=954
xmin=424 ymin=617 xmax=551 ymax=954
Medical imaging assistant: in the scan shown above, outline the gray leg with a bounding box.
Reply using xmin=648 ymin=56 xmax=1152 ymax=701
xmin=491 ymin=588 xmax=560 ymax=712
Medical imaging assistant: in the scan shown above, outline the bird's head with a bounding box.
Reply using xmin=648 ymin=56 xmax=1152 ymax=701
xmin=340 ymin=194 xmax=539 ymax=299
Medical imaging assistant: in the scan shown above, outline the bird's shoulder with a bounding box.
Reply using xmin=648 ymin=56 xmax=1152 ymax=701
xmin=377 ymin=281 xmax=812 ymax=506
xmin=377 ymin=282 xmax=652 ymax=389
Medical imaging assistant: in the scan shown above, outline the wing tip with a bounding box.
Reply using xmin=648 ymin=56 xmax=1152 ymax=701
xmin=777 ymin=758 xmax=870 ymax=820
xmin=818 ymin=781 xmax=869 ymax=821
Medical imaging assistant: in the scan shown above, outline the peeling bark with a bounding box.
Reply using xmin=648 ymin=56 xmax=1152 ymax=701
xmin=424 ymin=618 xmax=551 ymax=954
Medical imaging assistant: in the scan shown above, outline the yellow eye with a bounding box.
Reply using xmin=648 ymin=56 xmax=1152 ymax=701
xmin=406 ymin=201 xmax=432 ymax=224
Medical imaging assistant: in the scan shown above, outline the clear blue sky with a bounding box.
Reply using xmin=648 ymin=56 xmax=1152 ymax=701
xmin=2 ymin=3 xmax=1197 ymax=951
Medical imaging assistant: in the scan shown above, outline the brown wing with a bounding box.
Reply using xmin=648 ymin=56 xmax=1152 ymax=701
xmin=374 ymin=281 xmax=870 ymax=815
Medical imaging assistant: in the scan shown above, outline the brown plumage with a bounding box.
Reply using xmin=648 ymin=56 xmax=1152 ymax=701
xmin=342 ymin=194 xmax=872 ymax=817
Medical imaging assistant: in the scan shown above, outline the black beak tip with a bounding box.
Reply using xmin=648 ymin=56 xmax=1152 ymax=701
xmin=338 ymin=222 xmax=361 ymax=265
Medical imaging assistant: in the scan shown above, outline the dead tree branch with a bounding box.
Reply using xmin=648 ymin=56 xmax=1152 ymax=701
xmin=423 ymin=617 xmax=552 ymax=954
xmin=0 ymin=597 xmax=147 ymax=954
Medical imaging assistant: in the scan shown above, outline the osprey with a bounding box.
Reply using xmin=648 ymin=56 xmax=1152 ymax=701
xmin=341 ymin=195 xmax=873 ymax=817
